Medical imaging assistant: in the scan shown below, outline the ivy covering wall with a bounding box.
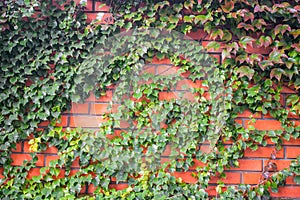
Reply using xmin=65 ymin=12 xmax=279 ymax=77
xmin=0 ymin=0 xmax=300 ymax=199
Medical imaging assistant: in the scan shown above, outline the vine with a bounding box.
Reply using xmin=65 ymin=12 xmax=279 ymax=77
xmin=0 ymin=0 xmax=300 ymax=199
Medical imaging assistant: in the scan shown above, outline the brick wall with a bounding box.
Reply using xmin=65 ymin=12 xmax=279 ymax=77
xmin=8 ymin=0 xmax=300 ymax=198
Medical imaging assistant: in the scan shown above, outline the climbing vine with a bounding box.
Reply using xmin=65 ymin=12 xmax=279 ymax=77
xmin=0 ymin=0 xmax=300 ymax=199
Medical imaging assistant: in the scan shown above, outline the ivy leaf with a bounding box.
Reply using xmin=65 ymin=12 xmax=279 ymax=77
xmin=236 ymin=66 xmax=255 ymax=80
xmin=221 ymin=1 xmax=234 ymax=13
xmin=270 ymin=68 xmax=285 ymax=81
xmin=286 ymin=94 xmax=299 ymax=106
xmin=294 ymin=176 xmax=300 ymax=184
xmin=274 ymin=24 xmax=291 ymax=36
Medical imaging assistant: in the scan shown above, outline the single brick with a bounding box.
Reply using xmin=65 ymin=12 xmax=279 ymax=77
xmin=10 ymin=154 xmax=44 ymax=167
xmin=56 ymin=115 xmax=69 ymax=127
xmin=151 ymin=57 xmax=171 ymax=64
xmin=45 ymin=155 xmax=60 ymax=166
xmin=69 ymin=116 xmax=105 ymax=128
xmin=27 ymin=168 xmax=41 ymax=179
xmin=244 ymin=147 xmax=284 ymax=158
xmin=89 ymin=103 xmax=110 ymax=115
xmin=210 ymin=172 xmax=241 ymax=184
xmin=157 ymin=65 xmax=178 ymax=75
xmin=11 ymin=142 xmax=22 ymax=152
xmin=286 ymin=147 xmax=300 ymax=158
xmin=229 ymin=159 xmax=262 ymax=171
xmin=283 ymin=138 xmax=300 ymax=146
xmin=70 ymin=103 xmax=89 ymax=114
xmin=243 ymin=172 xmax=261 ymax=184
xmin=185 ymin=29 xmax=208 ymax=40
xmin=109 ymin=183 xmax=129 ymax=190
xmin=270 ymin=186 xmax=300 ymax=198
xmin=266 ymin=160 xmax=291 ymax=171
xmin=237 ymin=110 xmax=261 ymax=118
xmin=172 ymin=171 xmax=198 ymax=183
xmin=245 ymin=45 xmax=271 ymax=54
xmin=245 ymin=119 xmax=283 ymax=130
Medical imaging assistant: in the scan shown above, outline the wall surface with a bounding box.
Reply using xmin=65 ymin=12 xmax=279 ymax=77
xmin=7 ymin=0 xmax=300 ymax=198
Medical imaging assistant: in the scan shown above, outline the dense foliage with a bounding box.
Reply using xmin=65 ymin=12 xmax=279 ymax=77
xmin=0 ymin=0 xmax=300 ymax=199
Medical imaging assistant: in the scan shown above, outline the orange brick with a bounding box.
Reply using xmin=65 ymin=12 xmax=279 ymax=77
xmin=270 ymin=186 xmax=300 ymax=198
xmin=281 ymin=86 xmax=297 ymax=94
xmin=86 ymin=91 xmax=113 ymax=102
xmin=142 ymin=65 xmax=156 ymax=74
xmin=176 ymin=79 xmax=208 ymax=91
xmin=156 ymin=65 xmax=178 ymax=75
xmin=244 ymin=147 xmax=284 ymax=158
xmin=56 ymin=115 xmax=68 ymax=127
xmin=90 ymin=103 xmax=109 ymax=115
xmin=172 ymin=171 xmax=198 ymax=183
xmin=158 ymin=92 xmax=178 ymax=101
xmin=237 ymin=110 xmax=261 ymax=118
xmin=10 ymin=154 xmax=44 ymax=166
xmin=27 ymin=168 xmax=41 ymax=179
xmin=109 ymin=184 xmax=129 ymax=190
xmin=11 ymin=142 xmax=22 ymax=152
xmin=268 ymin=160 xmax=291 ymax=171
xmin=245 ymin=45 xmax=271 ymax=54
xmin=207 ymin=185 xmax=217 ymax=196
xmin=70 ymin=103 xmax=89 ymax=114
xmin=202 ymin=41 xmax=225 ymax=53
xmin=210 ymin=172 xmax=241 ymax=184
xmin=286 ymin=147 xmax=300 ymax=158
xmin=45 ymin=155 xmax=60 ymax=166
xmin=69 ymin=115 xmax=105 ymax=128
xmin=285 ymin=176 xmax=297 ymax=185
xmin=71 ymin=157 xmax=80 ymax=168
xmin=243 ymin=172 xmax=261 ymax=184
xmin=245 ymin=120 xmax=283 ymax=130
xmin=94 ymin=2 xmax=110 ymax=12
xmin=185 ymin=29 xmax=208 ymax=40
xmin=151 ymin=57 xmax=171 ymax=64
xmin=229 ymin=159 xmax=262 ymax=171
xmin=283 ymin=138 xmax=300 ymax=145
xmin=42 ymin=146 xmax=58 ymax=154
xmin=0 ymin=168 xmax=4 ymax=178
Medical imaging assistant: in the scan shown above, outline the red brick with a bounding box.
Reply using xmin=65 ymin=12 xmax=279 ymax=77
xmin=235 ymin=119 xmax=243 ymax=125
xmin=270 ymin=186 xmax=300 ymax=198
xmin=283 ymin=138 xmax=300 ymax=145
xmin=94 ymin=2 xmax=110 ymax=12
xmin=245 ymin=45 xmax=271 ymax=54
xmin=0 ymin=168 xmax=4 ymax=178
xmin=229 ymin=159 xmax=262 ymax=171
xmin=42 ymin=145 xmax=58 ymax=154
xmin=172 ymin=171 xmax=198 ymax=183
xmin=69 ymin=116 xmax=105 ymax=128
xmin=45 ymin=155 xmax=60 ymax=166
xmin=244 ymin=147 xmax=284 ymax=158
xmin=243 ymin=172 xmax=261 ymax=184
xmin=27 ymin=168 xmax=41 ymax=179
xmin=185 ymin=29 xmax=208 ymax=40
xmin=245 ymin=120 xmax=283 ymax=130
xmin=90 ymin=103 xmax=109 ymax=115
xmin=10 ymin=154 xmax=44 ymax=166
xmin=109 ymin=184 xmax=128 ymax=190
xmin=158 ymin=92 xmax=177 ymax=101
xmin=285 ymin=176 xmax=296 ymax=185
xmin=176 ymin=79 xmax=208 ymax=91
xmin=38 ymin=120 xmax=50 ymax=127
xmin=11 ymin=142 xmax=22 ymax=152
xmin=237 ymin=110 xmax=261 ymax=118
xmin=268 ymin=160 xmax=291 ymax=171
xmin=151 ymin=57 xmax=171 ymax=64
xmin=286 ymin=147 xmax=300 ymax=158
xmin=202 ymin=41 xmax=225 ymax=53
xmin=71 ymin=157 xmax=80 ymax=168
xmin=156 ymin=65 xmax=178 ymax=75
xmin=85 ymin=13 xmax=113 ymax=24
xmin=281 ymin=86 xmax=296 ymax=94
xmin=142 ymin=65 xmax=156 ymax=74
xmin=210 ymin=172 xmax=241 ymax=184
xmin=70 ymin=103 xmax=89 ymax=114
xmin=86 ymin=91 xmax=113 ymax=102
xmin=207 ymin=186 xmax=217 ymax=196
xmin=56 ymin=115 xmax=68 ymax=127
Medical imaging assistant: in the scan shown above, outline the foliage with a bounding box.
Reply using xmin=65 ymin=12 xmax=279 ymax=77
xmin=0 ymin=0 xmax=300 ymax=199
